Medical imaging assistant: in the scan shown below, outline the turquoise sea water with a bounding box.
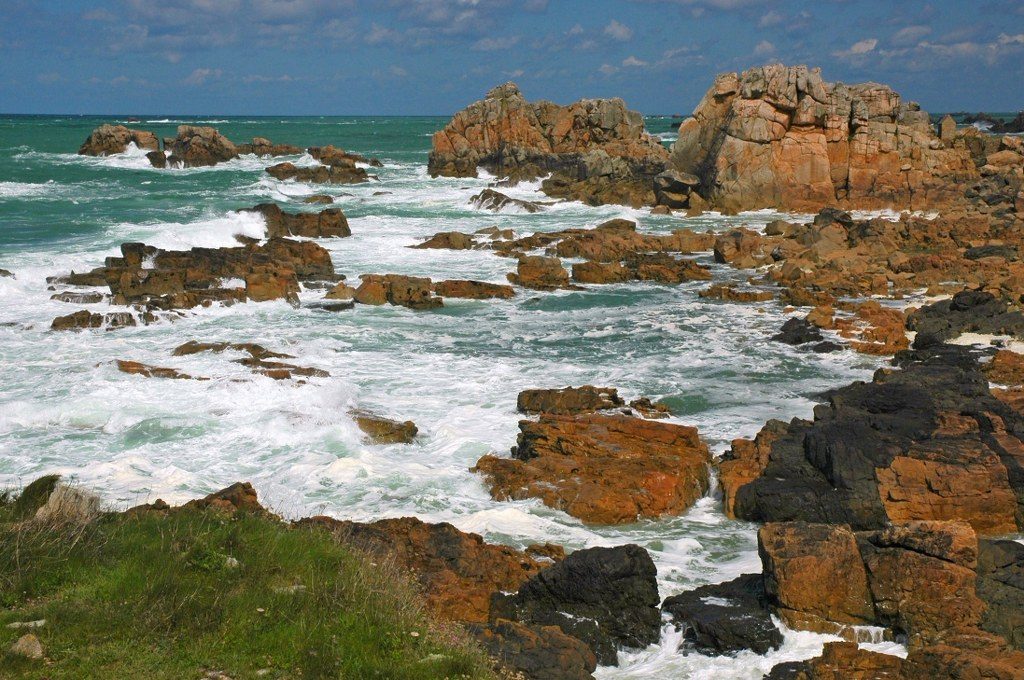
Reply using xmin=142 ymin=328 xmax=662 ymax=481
xmin=0 ymin=115 xmax=895 ymax=677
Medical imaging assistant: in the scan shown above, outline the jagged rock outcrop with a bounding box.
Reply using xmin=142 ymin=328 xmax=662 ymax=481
xmin=759 ymin=520 xmax=1024 ymax=679
xmin=353 ymin=274 xmax=443 ymax=309
xmin=473 ymin=412 xmax=711 ymax=524
xmin=433 ymin=280 xmax=515 ymax=300
xmin=490 ymin=544 xmax=662 ymax=666
xmin=266 ymin=161 xmax=370 ymax=185
xmin=78 ymin=124 xmax=159 ymax=156
xmin=235 ymin=137 xmax=302 ymax=156
xmin=164 ymin=125 xmax=238 ymax=167
xmin=470 ymin=619 xmax=597 ymax=680
xmin=720 ymin=344 xmax=1024 ymax=534
xmin=350 ymin=410 xmax=418 ymax=444
xmin=245 ymin=203 xmax=351 ymax=239
xmin=671 ymin=64 xmax=977 ymax=212
xmin=429 ymin=82 xmax=670 ymax=207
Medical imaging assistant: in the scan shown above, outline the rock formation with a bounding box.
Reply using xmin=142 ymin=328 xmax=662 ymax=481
xmin=78 ymin=124 xmax=159 ymax=156
xmin=720 ymin=344 xmax=1024 ymax=534
xmin=670 ymin=64 xmax=978 ymax=212
xmin=164 ymin=125 xmax=237 ymax=167
xmin=429 ymin=82 xmax=670 ymax=207
xmin=474 ymin=410 xmax=711 ymax=525
xmin=244 ymin=203 xmax=351 ymax=239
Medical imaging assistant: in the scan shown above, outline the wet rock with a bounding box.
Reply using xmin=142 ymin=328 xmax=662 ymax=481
xmin=246 ymin=203 xmax=350 ymax=238
xmin=627 ymin=397 xmax=672 ymax=419
xmin=266 ymin=162 xmax=370 ymax=185
xmin=965 ymin=244 xmax=1017 ymax=261
xmin=50 ymin=291 xmax=104 ymax=304
xmin=354 ymin=274 xmax=443 ymax=309
xmin=307 ymin=515 xmax=554 ymax=624
xmin=235 ymin=137 xmax=302 ymax=156
xmin=728 ymin=345 xmax=1024 ymax=534
xmin=714 ymin=228 xmax=775 ymax=268
xmin=303 ymin=194 xmax=334 ymax=204
xmin=908 ymin=289 xmax=1024 ymax=347
xmin=699 ymin=284 xmax=774 ymax=303
xmin=771 ymin=317 xmax=824 ymax=345
xmin=516 ymin=386 xmax=624 ymax=415
xmin=165 ymin=125 xmax=237 ymax=167
xmin=571 ymin=260 xmax=631 ymax=284
xmin=433 ymin=280 xmax=515 ymax=300
xmin=653 ymin=169 xmax=699 ymax=209
xmin=473 ymin=413 xmax=711 ymax=525
xmin=78 ymin=124 xmax=159 ymax=155
xmin=146 ymin=150 xmax=167 ymax=168
xmin=51 ymin=310 xmax=138 ymax=331
xmin=470 ymin=189 xmax=542 ymax=213
xmin=323 ymin=282 xmax=357 ymax=300
xmin=305 ymin=300 xmax=354 ymax=312
xmin=172 ymin=341 xmax=292 ymax=361
xmin=234 ymin=356 xmax=328 ymax=380
xmin=0 ymin=268 xmax=13 ymax=278
xmin=765 ymin=641 xmax=903 ymax=679
xmin=307 ymin=145 xmax=378 ymax=168
xmin=507 ymin=256 xmax=571 ymax=291
xmin=471 ymin=619 xmax=597 ymax=680
xmin=183 ymin=482 xmax=272 ymax=516
xmin=490 ymin=544 xmax=662 ymax=666
xmin=411 ymin=231 xmax=477 ymax=250
xmin=662 ymin=574 xmax=783 ymax=655
xmin=351 ymin=410 xmax=418 ymax=444
xmin=116 ymin=359 xmax=196 ymax=380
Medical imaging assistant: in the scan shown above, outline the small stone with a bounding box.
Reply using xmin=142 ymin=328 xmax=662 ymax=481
xmin=225 ymin=556 xmax=240 ymax=569
xmin=6 ymin=620 xmax=45 ymax=629
xmin=10 ymin=633 xmax=43 ymax=659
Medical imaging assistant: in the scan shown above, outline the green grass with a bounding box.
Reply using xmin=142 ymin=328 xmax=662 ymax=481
xmin=0 ymin=487 xmax=495 ymax=679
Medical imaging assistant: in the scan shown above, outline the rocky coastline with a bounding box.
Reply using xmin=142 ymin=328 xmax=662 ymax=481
xmin=4 ymin=62 xmax=1024 ymax=679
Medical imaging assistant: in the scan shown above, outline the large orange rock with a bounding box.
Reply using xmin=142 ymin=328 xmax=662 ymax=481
xmin=672 ymin=64 xmax=977 ymax=212
xmin=473 ymin=413 xmax=711 ymax=525
xmin=78 ymin=124 xmax=159 ymax=155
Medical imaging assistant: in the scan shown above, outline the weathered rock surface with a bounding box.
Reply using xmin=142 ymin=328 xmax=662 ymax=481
xmin=165 ymin=125 xmax=237 ymax=167
xmin=490 ymin=545 xmax=662 ymax=666
xmin=309 ymin=515 xmax=554 ymax=624
xmin=351 ymin=410 xmax=418 ymax=444
xmin=471 ymin=619 xmax=597 ymax=680
xmin=182 ymin=481 xmax=271 ymax=516
xmin=433 ymin=280 xmax=515 ymax=300
xmin=51 ymin=310 xmax=141 ymax=331
xmin=266 ymin=162 xmax=370 ymax=185
xmin=246 ymin=203 xmax=350 ymax=239
xmin=116 ymin=359 xmax=196 ymax=380
xmin=353 ymin=274 xmax=443 ymax=309
xmin=723 ymin=344 xmax=1024 ymax=534
xmin=473 ymin=412 xmax=711 ymax=524
xmin=699 ymin=284 xmax=774 ymax=303
xmin=908 ymin=289 xmax=1024 ymax=348
xmin=662 ymin=574 xmax=783 ymax=655
xmin=507 ymin=256 xmax=572 ymax=291
xmin=470 ymin=189 xmax=542 ymax=213
xmin=429 ymin=82 xmax=670 ymax=207
xmin=411 ymin=231 xmax=478 ymax=250
xmin=671 ymin=64 xmax=977 ymax=212
xmin=78 ymin=124 xmax=158 ymax=155
xmin=516 ymin=386 xmax=624 ymax=415
xmin=235 ymin=137 xmax=302 ymax=156
xmin=977 ymin=538 xmax=1024 ymax=649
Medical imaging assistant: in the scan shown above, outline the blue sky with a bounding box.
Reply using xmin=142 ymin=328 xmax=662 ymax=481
xmin=1 ymin=0 xmax=1022 ymax=115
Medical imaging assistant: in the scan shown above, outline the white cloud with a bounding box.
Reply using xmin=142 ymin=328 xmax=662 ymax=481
xmin=389 ymin=65 xmax=408 ymax=77
xmin=891 ymin=25 xmax=931 ymax=46
xmin=754 ymin=40 xmax=774 ymax=56
xmin=833 ymin=37 xmax=877 ymax=61
xmin=598 ymin=63 xmax=619 ymax=75
xmin=997 ymin=33 xmax=1024 ymax=46
xmin=471 ymin=35 xmax=520 ymax=51
xmin=567 ymin=23 xmax=584 ymax=36
xmin=603 ymin=19 xmax=633 ymax=41
xmin=182 ymin=67 xmax=222 ymax=85
xmin=622 ymin=55 xmax=648 ymax=67
xmin=758 ymin=10 xmax=782 ymax=28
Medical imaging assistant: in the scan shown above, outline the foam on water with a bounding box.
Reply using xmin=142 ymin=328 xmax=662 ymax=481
xmin=0 ymin=116 xmax=908 ymax=677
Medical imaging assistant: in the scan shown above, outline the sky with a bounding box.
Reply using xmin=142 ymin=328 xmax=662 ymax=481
xmin=1 ymin=0 xmax=1022 ymax=116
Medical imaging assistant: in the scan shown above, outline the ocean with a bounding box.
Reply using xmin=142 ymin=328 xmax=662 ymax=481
xmin=0 ymin=114 xmax=899 ymax=677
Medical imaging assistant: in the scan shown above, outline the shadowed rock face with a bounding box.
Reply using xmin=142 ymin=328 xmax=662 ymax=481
xmin=490 ymin=544 xmax=662 ymax=666
xmin=671 ymin=64 xmax=977 ymax=212
xmin=78 ymin=124 xmax=159 ymax=156
xmin=722 ymin=344 xmax=1024 ymax=534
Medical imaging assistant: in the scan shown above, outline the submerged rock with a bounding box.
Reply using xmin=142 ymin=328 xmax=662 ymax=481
xmin=469 ymin=189 xmax=542 ymax=213
xmin=351 ymin=410 xmax=418 ymax=444
xmin=266 ymin=162 xmax=370 ymax=185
